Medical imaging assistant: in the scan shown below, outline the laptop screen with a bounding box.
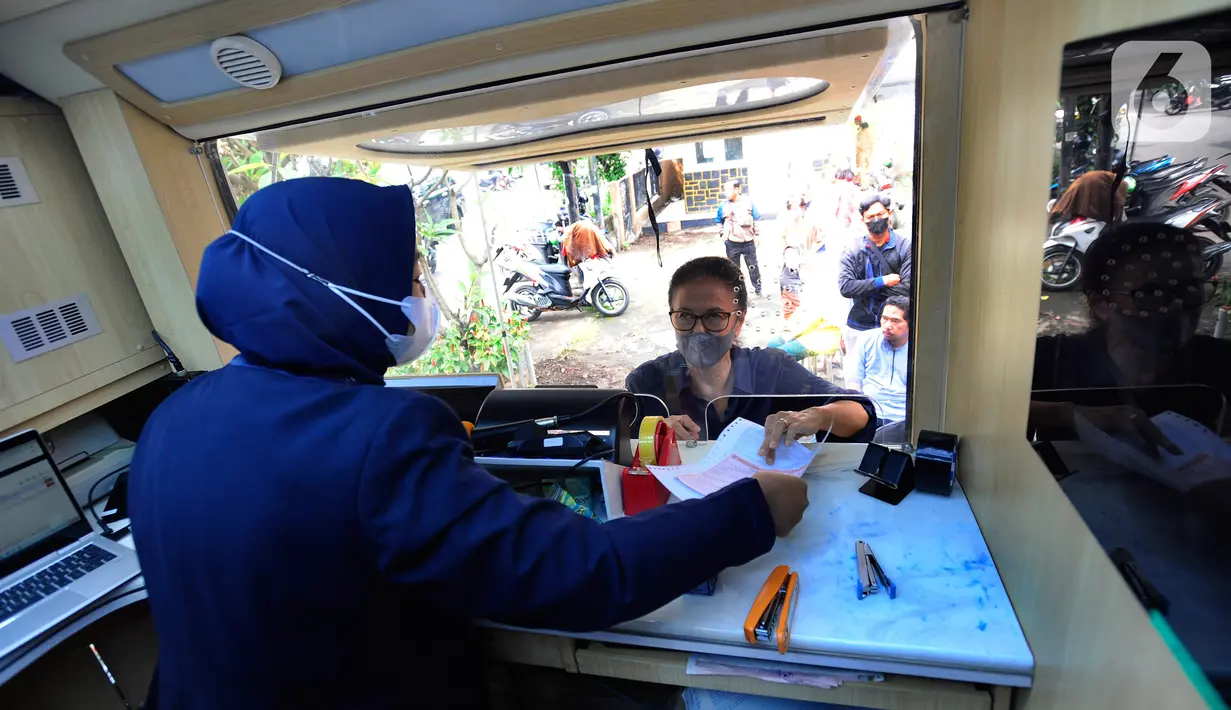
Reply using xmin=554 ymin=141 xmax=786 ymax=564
xmin=0 ymin=432 xmax=90 ymax=579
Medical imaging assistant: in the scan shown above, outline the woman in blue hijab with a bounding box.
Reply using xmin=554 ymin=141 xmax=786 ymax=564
xmin=129 ymin=178 xmax=806 ymax=709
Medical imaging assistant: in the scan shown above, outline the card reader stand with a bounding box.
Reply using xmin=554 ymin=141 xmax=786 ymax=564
xmin=855 ymin=444 xmax=915 ymax=506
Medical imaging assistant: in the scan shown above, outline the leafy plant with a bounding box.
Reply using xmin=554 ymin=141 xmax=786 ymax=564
xmin=388 ymin=264 xmax=531 ymax=379
xmin=595 ymin=153 xmax=627 ymax=182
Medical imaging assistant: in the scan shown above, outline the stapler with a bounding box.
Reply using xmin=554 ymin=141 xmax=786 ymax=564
xmin=856 ymin=540 xmax=896 ymax=600
xmin=743 ymin=564 xmax=800 ymax=654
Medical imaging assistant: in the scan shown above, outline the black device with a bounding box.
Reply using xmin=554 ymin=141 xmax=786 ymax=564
xmin=855 ymin=443 xmax=915 ymax=505
xmin=384 ymin=373 xmax=500 ymax=423
xmin=914 ymin=430 xmax=959 ymax=496
xmin=471 ymin=388 xmax=635 ymax=467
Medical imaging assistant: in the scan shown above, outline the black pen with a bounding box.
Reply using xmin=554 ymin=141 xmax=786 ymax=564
xmin=89 ymin=643 xmax=132 ymax=710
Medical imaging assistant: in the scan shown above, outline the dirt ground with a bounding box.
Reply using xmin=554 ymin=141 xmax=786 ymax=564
xmin=530 ymin=222 xmax=804 ymax=387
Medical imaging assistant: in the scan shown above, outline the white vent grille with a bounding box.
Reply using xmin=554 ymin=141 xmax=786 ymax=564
xmin=0 ymin=294 xmax=102 ymax=363
xmin=0 ymin=157 xmax=39 ymax=208
xmin=210 ymin=36 xmax=282 ymax=90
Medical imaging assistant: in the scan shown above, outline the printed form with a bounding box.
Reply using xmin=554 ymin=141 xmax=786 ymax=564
xmin=648 ymin=417 xmax=824 ymax=500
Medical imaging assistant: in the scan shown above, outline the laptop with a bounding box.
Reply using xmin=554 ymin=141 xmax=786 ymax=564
xmin=0 ymin=430 xmax=139 ymax=658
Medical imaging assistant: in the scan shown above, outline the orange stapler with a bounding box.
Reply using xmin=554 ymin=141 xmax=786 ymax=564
xmin=742 ymin=564 xmax=800 ymax=654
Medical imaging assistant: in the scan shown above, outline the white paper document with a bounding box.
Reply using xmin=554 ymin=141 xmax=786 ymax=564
xmin=648 ymin=417 xmax=823 ymax=500
xmin=686 ymin=654 xmax=883 ymax=689
xmin=1073 ymin=410 xmax=1231 ymax=492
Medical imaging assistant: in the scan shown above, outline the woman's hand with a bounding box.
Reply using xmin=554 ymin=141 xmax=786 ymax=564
xmin=1075 ymin=405 xmax=1182 ymax=459
xmin=759 ymin=409 xmax=829 ymax=464
xmin=663 ymin=414 xmax=702 ymax=441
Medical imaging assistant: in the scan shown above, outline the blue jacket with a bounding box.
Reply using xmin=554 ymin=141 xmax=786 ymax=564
xmin=625 ymin=347 xmax=875 ymax=442
xmin=130 ymin=178 xmax=776 ymax=710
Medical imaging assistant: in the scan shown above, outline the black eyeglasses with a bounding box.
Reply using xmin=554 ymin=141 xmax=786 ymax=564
xmin=670 ymin=310 xmax=741 ymax=333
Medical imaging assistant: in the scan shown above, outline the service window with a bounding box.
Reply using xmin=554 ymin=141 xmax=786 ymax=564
xmin=221 ymin=10 xmax=964 ymax=446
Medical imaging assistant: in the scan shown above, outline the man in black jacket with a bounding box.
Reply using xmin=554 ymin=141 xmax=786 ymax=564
xmin=838 ymin=194 xmax=912 ymax=351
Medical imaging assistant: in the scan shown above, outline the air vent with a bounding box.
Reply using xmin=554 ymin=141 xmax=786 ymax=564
xmin=0 ymin=294 xmax=102 ymax=363
xmin=0 ymin=157 xmax=40 ymax=208
xmin=210 ymin=36 xmax=282 ymax=90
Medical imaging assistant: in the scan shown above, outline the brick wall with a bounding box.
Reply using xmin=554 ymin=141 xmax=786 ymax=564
xmin=682 ymin=167 xmax=749 ymax=214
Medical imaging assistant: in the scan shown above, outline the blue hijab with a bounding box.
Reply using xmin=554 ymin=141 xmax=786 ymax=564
xmin=196 ymin=178 xmax=417 ymax=384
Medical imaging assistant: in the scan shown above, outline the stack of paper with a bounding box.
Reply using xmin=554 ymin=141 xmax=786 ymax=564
xmin=1073 ymin=410 xmax=1231 ymax=492
xmin=648 ymin=418 xmax=822 ymax=500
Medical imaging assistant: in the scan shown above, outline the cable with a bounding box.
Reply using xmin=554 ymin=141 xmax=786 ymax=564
xmin=151 ymin=330 xmax=186 ymax=375
xmin=86 ymin=466 xmax=129 ymax=537
xmin=567 ymin=448 xmax=616 ymax=473
xmin=470 ymin=391 xmax=636 ymax=439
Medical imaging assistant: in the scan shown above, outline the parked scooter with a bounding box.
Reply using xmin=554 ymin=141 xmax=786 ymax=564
xmin=1041 ymin=195 xmax=1229 ymax=290
xmin=495 ymin=244 xmax=630 ymax=321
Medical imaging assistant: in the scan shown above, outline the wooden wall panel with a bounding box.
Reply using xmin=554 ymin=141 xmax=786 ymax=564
xmin=949 ymin=0 xmax=1226 ymax=708
xmin=0 ymin=100 xmax=157 ymax=418
xmin=61 ymin=90 xmax=226 ymax=371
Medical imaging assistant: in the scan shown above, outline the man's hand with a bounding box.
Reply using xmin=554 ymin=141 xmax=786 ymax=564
xmin=752 ymin=472 xmax=809 ymax=537
xmin=882 ymin=273 xmax=902 ymax=287
xmin=663 ymin=414 xmax=702 ymax=441
xmin=759 ymin=409 xmax=830 ymax=464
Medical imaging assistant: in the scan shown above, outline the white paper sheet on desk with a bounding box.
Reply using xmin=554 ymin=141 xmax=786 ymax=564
xmin=686 ymin=654 xmax=883 ymax=689
xmin=1073 ymin=410 xmax=1231 ymax=492
xmin=648 ymin=418 xmax=819 ymax=500
xmin=682 ymin=687 xmax=843 ymax=710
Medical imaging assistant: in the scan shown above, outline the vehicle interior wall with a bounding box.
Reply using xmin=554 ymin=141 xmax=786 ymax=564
xmin=949 ymin=0 xmax=1226 ymax=707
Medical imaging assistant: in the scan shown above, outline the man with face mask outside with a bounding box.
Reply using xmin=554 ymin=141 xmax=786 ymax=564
xmin=626 ymin=256 xmax=874 ymax=455
xmin=128 ymin=179 xmax=811 ymax=710
xmin=838 ymin=194 xmax=912 ymax=353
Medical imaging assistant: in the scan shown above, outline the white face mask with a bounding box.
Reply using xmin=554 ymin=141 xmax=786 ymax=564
xmin=227 ymin=230 xmax=440 ymax=365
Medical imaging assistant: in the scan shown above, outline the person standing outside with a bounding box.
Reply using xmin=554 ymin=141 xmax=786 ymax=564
xmin=848 ymin=296 xmax=911 ymax=428
xmin=838 ymin=194 xmax=911 ymax=351
xmin=716 ymin=179 xmax=764 ymax=298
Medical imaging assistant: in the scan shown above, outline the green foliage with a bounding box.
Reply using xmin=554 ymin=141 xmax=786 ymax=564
xmin=387 ymin=264 xmax=531 ymax=379
xmin=594 ymin=153 xmax=627 ymax=182
xmin=216 ymin=137 xmax=384 ymax=206
xmin=549 ymin=161 xmax=567 ymax=193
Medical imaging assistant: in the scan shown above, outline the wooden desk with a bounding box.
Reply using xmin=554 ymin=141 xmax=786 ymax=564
xmin=483 ymin=442 xmax=1033 ymax=709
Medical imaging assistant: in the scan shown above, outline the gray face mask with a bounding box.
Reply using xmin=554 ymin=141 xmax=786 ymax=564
xmin=676 ymin=329 xmax=736 ymax=369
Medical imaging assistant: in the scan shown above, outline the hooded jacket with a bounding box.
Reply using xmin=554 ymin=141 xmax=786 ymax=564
xmin=129 ymin=178 xmax=776 ymax=710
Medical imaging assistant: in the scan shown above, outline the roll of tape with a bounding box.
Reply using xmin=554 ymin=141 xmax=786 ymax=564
xmin=639 ymin=416 xmax=664 ymax=465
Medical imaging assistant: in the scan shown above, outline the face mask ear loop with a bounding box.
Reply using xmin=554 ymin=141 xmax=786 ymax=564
xmin=328 ymin=287 xmax=395 ymax=340
xmin=228 ymin=230 xmax=409 ymax=309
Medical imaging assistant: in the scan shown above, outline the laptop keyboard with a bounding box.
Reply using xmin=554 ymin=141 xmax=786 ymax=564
xmin=0 ymin=544 xmax=117 ymax=624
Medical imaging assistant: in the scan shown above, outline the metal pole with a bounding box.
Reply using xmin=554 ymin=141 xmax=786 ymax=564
xmin=472 ymin=172 xmax=518 ymax=383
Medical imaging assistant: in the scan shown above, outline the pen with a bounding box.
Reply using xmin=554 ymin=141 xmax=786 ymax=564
xmin=89 ymin=643 xmax=132 ymax=710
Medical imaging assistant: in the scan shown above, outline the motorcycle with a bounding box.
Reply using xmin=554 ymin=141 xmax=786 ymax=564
xmin=495 ymin=244 xmax=630 ymax=321
xmin=1047 ymin=154 xmax=1174 ymax=208
xmin=479 ymin=171 xmax=514 ymax=191
xmin=1041 ymin=195 xmax=1229 ymax=290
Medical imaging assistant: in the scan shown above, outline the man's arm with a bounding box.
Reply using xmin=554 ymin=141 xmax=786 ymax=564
xmin=895 ymin=238 xmax=913 ymax=292
xmin=751 ymin=203 xmax=762 ymax=221
xmin=837 ymin=249 xmax=884 ymax=298
xmin=847 ymin=337 xmax=867 ymax=392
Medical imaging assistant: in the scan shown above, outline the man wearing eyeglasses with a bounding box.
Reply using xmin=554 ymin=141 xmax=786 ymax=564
xmin=838 ymin=194 xmax=912 ymax=352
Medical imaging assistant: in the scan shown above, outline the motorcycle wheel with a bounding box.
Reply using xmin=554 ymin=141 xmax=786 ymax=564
xmin=1041 ymin=246 xmax=1082 ymax=291
xmin=512 ymin=285 xmax=543 ymax=322
xmin=1196 ymin=233 xmax=1226 ymax=281
xmin=592 ymin=279 xmax=630 ymax=317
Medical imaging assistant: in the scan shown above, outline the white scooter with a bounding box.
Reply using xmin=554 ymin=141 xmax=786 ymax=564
xmin=495 ymin=244 xmax=630 ymax=322
xmin=1041 ymin=196 xmax=1228 ymax=291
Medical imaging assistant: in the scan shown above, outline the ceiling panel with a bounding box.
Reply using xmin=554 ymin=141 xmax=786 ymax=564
xmin=0 ymin=0 xmax=212 ymax=101
xmin=116 ymin=0 xmax=627 ymax=103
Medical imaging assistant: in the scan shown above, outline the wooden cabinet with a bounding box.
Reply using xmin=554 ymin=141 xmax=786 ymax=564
xmin=0 ymin=98 xmax=166 ymax=436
